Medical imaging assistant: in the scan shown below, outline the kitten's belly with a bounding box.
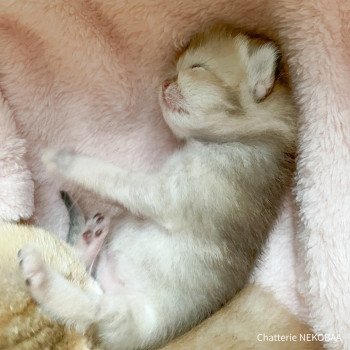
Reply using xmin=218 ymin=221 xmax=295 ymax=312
xmin=93 ymin=215 xmax=235 ymax=305
xmin=95 ymin=252 xmax=126 ymax=293
xmin=94 ymin=217 xmax=172 ymax=295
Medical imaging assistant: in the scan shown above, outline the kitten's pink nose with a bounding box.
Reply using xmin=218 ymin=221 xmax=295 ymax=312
xmin=162 ymin=79 xmax=172 ymax=91
xmin=162 ymin=78 xmax=177 ymax=92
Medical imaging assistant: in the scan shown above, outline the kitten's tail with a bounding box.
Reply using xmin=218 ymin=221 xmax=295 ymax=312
xmin=60 ymin=191 xmax=85 ymax=245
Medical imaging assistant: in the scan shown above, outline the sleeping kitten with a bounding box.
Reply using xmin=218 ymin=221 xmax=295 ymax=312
xmin=19 ymin=27 xmax=296 ymax=350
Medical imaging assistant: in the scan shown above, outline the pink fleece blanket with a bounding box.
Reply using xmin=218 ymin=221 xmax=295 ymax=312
xmin=0 ymin=1 xmax=349 ymax=348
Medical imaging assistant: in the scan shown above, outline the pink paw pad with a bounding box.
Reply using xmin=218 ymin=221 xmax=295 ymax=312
xmin=81 ymin=213 xmax=110 ymax=245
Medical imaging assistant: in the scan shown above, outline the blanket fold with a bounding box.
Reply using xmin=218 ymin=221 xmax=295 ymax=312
xmin=0 ymin=89 xmax=34 ymax=222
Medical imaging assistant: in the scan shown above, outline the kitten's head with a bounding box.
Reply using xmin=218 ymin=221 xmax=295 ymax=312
xmin=159 ymin=27 xmax=295 ymax=145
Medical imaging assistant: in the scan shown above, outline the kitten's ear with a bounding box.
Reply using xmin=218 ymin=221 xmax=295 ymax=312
xmin=247 ymin=42 xmax=279 ymax=102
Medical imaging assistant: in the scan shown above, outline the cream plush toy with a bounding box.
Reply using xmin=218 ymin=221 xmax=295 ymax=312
xmin=0 ymin=223 xmax=102 ymax=350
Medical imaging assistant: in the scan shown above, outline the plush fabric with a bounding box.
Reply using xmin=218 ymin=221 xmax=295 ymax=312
xmin=0 ymin=1 xmax=348 ymax=348
xmin=0 ymin=89 xmax=34 ymax=222
xmin=0 ymin=223 xmax=100 ymax=349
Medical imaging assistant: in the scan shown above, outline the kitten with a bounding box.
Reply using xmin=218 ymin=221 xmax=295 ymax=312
xmin=19 ymin=27 xmax=296 ymax=350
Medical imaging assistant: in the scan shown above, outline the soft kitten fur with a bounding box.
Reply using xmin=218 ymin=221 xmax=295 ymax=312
xmin=19 ymin=28 xmax=296 ymax=350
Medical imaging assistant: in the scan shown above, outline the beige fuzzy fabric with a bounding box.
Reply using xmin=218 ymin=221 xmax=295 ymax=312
xmin=163 ymin=285 xmax=322 ymax=350
xmin=0 ymin=224 xmax=101 ymax=350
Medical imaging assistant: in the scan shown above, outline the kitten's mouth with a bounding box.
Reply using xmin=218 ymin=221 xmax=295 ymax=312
xmin=161 ymin=80 xmax=188 ymax=114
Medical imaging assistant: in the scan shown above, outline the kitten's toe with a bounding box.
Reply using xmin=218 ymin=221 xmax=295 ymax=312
xmin=19 ymin=245 xmax=48 ymax=293
xmin=82 ymin=229 xmax=93 ymax=244
xmin=93 ymin=212 xmax=104 ymax=224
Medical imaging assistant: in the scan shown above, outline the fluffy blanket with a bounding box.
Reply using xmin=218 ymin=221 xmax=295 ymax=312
xmin=0 ymin=1 xmax=348 ymax=348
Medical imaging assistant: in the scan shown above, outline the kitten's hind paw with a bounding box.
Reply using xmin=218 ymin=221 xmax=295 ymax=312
xmin=18 ymin=245 xmax=48 ymax=299
xmin=81 ymin=213 xmax=110 ymax=245
xmin=75 ymin=213 xmax=110 ymax=268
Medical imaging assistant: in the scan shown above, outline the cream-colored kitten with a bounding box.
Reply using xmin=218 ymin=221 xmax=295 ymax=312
xmin=19 ymin=27 xmax=296 ymax=350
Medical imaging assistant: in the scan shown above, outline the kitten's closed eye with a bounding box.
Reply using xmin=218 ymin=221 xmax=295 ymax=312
xmin=190 ymin=64 xmax=205 ymax=69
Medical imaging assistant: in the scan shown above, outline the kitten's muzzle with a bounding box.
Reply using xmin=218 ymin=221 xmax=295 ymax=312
xmin=161 ymin=78 xmax=188 ymax=114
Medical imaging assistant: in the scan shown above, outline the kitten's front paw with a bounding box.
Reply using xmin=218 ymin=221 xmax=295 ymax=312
xmin=18 ymin=245 xmax=48 ymax=299
xmin=253 ymin=80 xmax=274 ymax=102
xmin=42 ymin=148 xmax=74 ymax=174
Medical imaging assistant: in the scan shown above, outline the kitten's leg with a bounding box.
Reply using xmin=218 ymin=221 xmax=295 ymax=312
xmin=19 ymin=246 xmax=159 ymax=349
xmin=43 ymin=150 xmax=164 ymax=220
xmin=75 ymin=213 xmax=110 ymax=270
xmin=18 ymin=245 xmax=103 ymax=331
